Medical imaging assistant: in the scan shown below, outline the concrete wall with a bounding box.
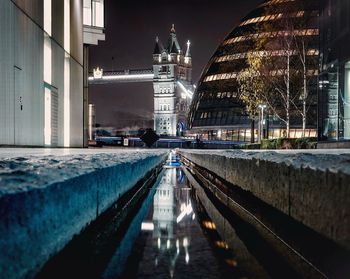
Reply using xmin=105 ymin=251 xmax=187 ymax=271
xmin=0 ymin=1 xmax=44 ymax=145
xmin=0 ymin=150 xmax=168 ymax=279
xmin=13 ymin=0 xmax=44 ymax=24
xmin=70 ymin=58 xmax=84 ymax=147
xmin=0 ymin=1 xmax=13 ymax=144
xmin=179 ymin=150 xmax=350 ymax=250
xmin=184 ymin=168 xmax=270 ymax=279
xmin=318 ymin=140 xmax=350 ymax=149
xmin=0 ymin=0 xmax=84 ymax=147
xmin=70 ymin=0 xmax=83 ymax=65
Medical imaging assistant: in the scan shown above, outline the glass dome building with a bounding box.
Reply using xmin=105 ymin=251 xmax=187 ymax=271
xmin=188 ymin=0 xmax=319 ymax=141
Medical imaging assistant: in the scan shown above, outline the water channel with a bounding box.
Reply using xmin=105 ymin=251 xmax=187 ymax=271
xmin=37 ymin=155 xmax=297 ymax=279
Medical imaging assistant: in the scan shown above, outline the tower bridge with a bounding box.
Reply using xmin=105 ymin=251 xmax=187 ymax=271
xmin=88 ymin=25 xmax=193 ymax=136
xmin=88 ymin=68 xmax=154 ymax=84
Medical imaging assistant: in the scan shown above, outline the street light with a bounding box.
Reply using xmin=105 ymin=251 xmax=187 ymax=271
xmin=258 ymin=104 xmax=267 ymax=142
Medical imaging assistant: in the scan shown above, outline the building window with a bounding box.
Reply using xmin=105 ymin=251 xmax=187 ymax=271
xmin=44 ymin=0 xmax=52 ymax=36
xmin=84 ymin=0 xmax=104 ymax=28
xmin=44 ymin=87 xmax=51 ymax=146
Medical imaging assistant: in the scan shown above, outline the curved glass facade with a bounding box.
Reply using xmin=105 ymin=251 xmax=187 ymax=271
xmin=188 ymin=0 xmax=319 ymax=141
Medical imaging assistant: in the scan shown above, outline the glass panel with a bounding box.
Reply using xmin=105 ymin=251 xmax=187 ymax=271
xmin=43 ymin=36 xmax=52 ymax=84
xmin=84 ymin=0 xmax=104 ymax=28
xmin=344 ymin=62 xmax=350 ymax=139
xmin=64 ymin=55 xmax=70 ymax=147
xmin=64 ymin=0 xmax=70 ymax=52
xmin=44 ymin=88 xmax=51 ymax=146
xmin=93 ymin=0 xmax=104 ymax=28
xmin=44 ymin=0 xmax=52 ymax=35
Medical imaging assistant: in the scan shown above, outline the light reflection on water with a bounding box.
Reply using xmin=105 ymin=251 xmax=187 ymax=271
xmin=37 ymin=161 xmax=271 ymax=279
xmin=151 ymin=168 xmax=193 ymax=274
xmin=37 ymin=156 xmax=330 ymax=279
xmin=118 ymin=167 xmax=233 ymax=279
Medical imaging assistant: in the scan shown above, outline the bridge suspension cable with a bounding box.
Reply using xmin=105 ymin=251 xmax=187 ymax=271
xmin=177 ymin=81 xmax=194 ymax=99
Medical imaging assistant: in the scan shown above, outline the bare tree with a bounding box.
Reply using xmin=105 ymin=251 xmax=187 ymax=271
xmin=292 ymin=13 xmax=319 ymax=137
xmin=237 ymin=52 xmax=267 ymax=142
xmin=239 ymin=40 xmax=298 ymax=138
xmin=260 ymin=9 xmax=301 ymax=138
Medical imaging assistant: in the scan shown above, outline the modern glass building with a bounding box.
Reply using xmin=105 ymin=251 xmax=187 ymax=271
xmin=0 ymin=0 xmax=104 ymax=147
xmin=188 ymin=0 xmax=319 ymax=141
xmin=318 ymin=0 xmax=350 ymax=143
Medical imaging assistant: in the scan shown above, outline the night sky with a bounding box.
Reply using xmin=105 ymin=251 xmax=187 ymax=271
xmin=89 ymin=0 xmax=262 ymax=130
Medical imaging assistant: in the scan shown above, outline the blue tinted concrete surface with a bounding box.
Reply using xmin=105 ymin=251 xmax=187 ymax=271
xmin=0 ymin=148 xmax=168 ymax=279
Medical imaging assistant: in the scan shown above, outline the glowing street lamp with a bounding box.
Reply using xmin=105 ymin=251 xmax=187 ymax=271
xmin=258 ymin=104 xmax=267 ymax=141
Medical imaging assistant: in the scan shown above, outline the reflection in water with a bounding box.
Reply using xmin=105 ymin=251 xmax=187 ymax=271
xmin=101 ymin=180 xmax=158 ymax=279
xmin=120 ymin=167 xmax=234 ymax=279
xmin=37 ymin=157 xmax=312 ymax=279
xmin=189 ymin=170 xmax=270 ymax=279
xmin=152 ymin=168 xmax=194 ymax=276
xmin=153 ymin=168 xmax=177 ymax=276
xmin=39 ymin=159 xmax=274 ymax=279
xmin=38 ymin=164 xmax=272 ymax=279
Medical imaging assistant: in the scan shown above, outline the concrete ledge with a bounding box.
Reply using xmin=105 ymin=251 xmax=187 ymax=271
xmin=318 ymin=140 xmax=350 ymax=149
xmin=0 ymin=150 xmax=168 ymax=279
xmin=179 ymin=149 xmax=350 ymax=250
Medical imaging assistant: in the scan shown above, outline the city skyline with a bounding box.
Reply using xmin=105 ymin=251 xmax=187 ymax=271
xmin=1 ymin=1 xmax=350 ymax=278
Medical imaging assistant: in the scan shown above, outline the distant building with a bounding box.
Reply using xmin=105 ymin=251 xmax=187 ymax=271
xmin=318 ymin=0 xmax=350 ymax=142
xmin=0 ymin=0 xmax=105 ymax=147
xmin=153 ymin=25 xmax=192 ymax=136
xmin=188 ymin=0 xmax=319 ymax=141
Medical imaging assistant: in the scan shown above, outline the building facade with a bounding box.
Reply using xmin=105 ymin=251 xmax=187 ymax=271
xmin=188 ymin=0 xmax=319 ymax=141
xmin=0 ymin=0 xmax=104 ymax=147
xmin=318 ymin=0 xmax=350 ymax=142
xmin=153 ymin=25 xmax=192 ymax=137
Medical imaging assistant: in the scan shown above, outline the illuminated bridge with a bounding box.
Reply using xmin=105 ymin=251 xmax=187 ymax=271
xmin=87 ymin=66 xmax=194 ymax=137
xmin=88 ymin=68 xmax=154 ymax=84
xmin=88 ymin=67 xmax=194 ymax=98
xmin=87 ymin=26 xmax=194 ymax=137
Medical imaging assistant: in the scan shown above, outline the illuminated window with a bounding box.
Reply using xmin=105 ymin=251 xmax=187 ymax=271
xmin=64 ymin=0 xmax=70 ymax=146
xmin=84 ymin=0 xmax=104 ymax=28
xmin=222 ymin=29 xmax=319 ymax=47
xmin=64 ymin=0 xmax=70 ymax=53
xmin=259 ymin=0 xmax=296 ymax=7
xmin=202 ymin=221 xmax=216 ymax=230
xmin=204 ymin=65 xmax=317 ymax=83
xmin=44 ymin=88 xmax=51 ymax=146
xmin=43 ymin=0 xmax=52 ymax=146
xmin=239 ymin=11 xmax=307 ymax=27
xmin=215 ymin=49 xmax=319 ymax=62
xmin=64 ymin=55 xmax=70 ymax=147
xmin=43 ymin=36 xmax=52 ymax=84
xmin=44 ymin=0 xmax=52 ymax=36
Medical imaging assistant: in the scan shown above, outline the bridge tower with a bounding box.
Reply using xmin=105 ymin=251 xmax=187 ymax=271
xmin=152 ymin=25 xmax=192 ymax=136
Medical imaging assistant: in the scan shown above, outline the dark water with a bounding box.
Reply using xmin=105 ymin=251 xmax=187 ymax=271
xmin=104 ymin=167 xmax=268 ymax=279
xmin=117 ymin=168 xmax=232 ymax=279
xmin=37 ymin=159 xmax=350 ymax=279
xmin=38 ymin=166 xmax=271 ymax=279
